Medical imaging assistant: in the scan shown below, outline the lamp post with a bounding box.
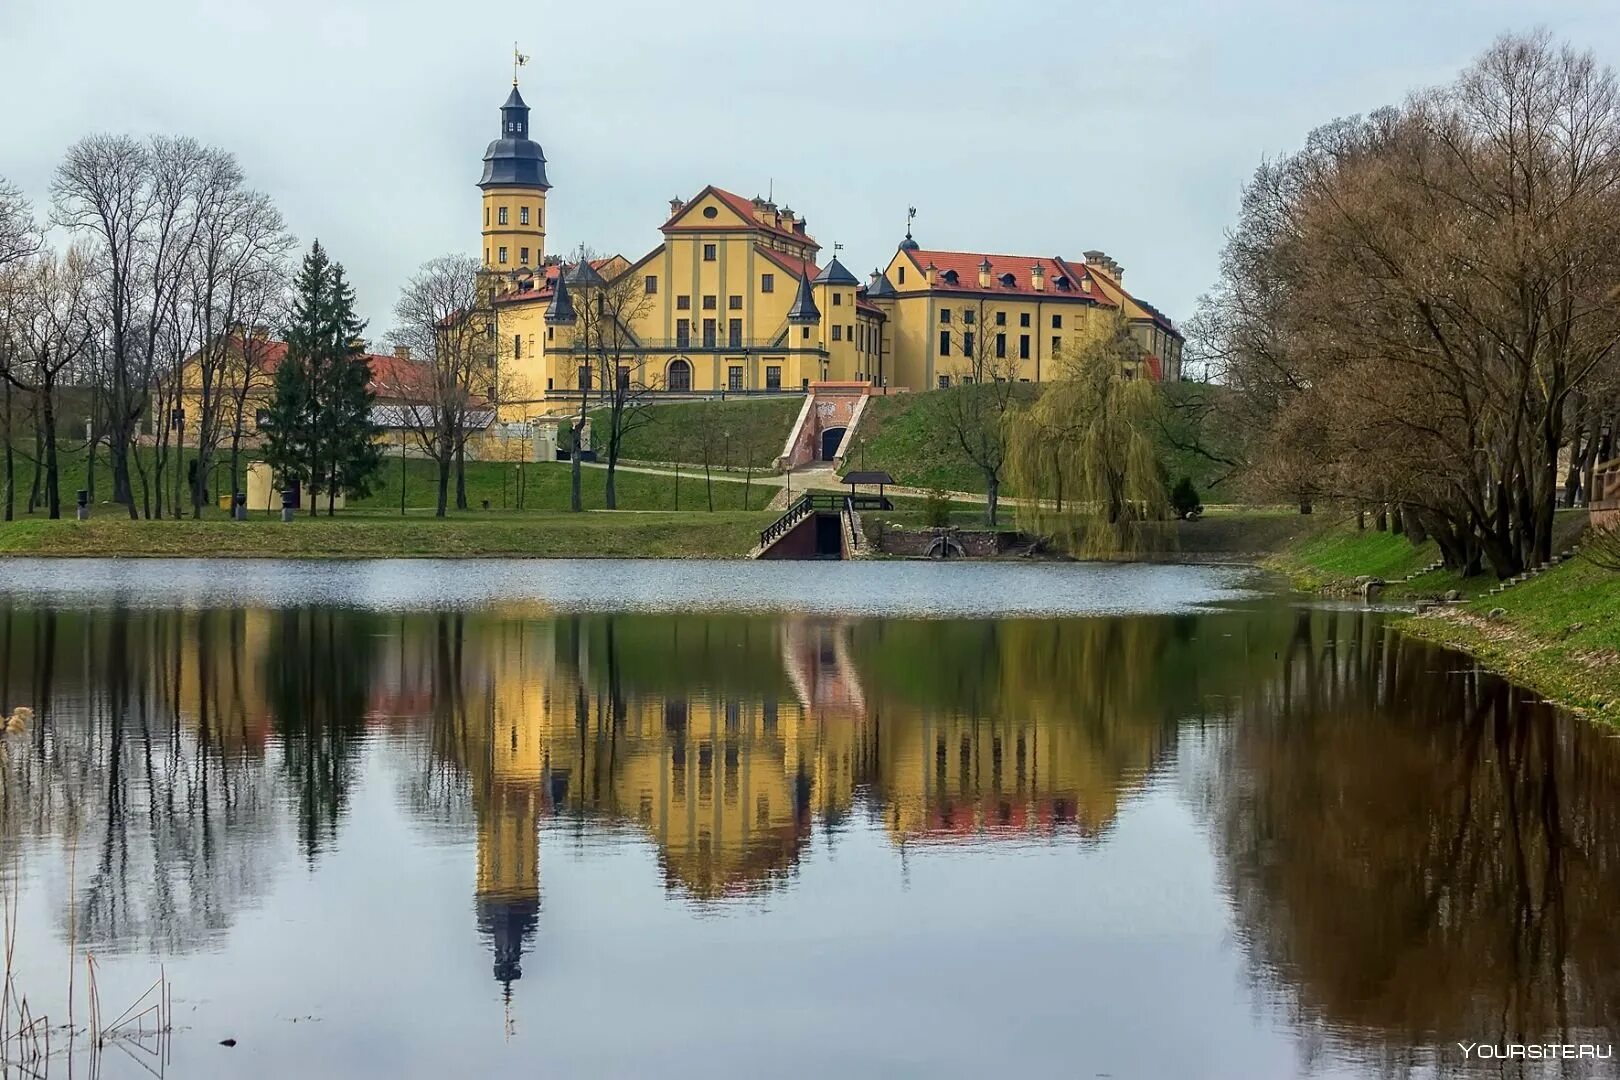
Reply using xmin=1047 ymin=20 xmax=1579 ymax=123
xmin=724 ymin=430 xmax=732 ymax=473
xmin=169 ymin=407 xmax=185 ymax=518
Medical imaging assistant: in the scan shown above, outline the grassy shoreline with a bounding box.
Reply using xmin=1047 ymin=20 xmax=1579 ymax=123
xmin=1265 ymin=512 xmax=1620 ymax=719
xmin=0 ymin=511 xmax=774 ymax=559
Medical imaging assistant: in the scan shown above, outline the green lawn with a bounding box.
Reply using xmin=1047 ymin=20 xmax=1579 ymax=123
xmin=842 ymin=390 xmax=1011 ymax=494
xmin=1400 ymin=557 xmax=1620 ymax=717
xmin=0 ymin=511 xmax=774 ymax=559
xmin=588 ymin=397 xmax=802 ymax=469
xmin=354 ymin=460 xmax=777 ymax=512
xmin=1266 ymin=518 xmax=1441 ymax=591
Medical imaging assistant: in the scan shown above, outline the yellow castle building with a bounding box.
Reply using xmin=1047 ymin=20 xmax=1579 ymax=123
xmin=474 ymin=76 xmax=1183 ymax=417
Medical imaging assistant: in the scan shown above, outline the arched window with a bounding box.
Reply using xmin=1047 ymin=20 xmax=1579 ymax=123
xmin=667 ymin=358 xmax=692 ymax=392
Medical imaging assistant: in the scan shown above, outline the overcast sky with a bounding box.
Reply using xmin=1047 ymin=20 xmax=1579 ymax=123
xmin=3 ymin=0 xmax=1617 ymax=336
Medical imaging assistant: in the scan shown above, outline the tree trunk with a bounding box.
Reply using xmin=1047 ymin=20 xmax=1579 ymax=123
xmin=984 ymin=470 xmax=999 ymax=527
xmin=455 ymin=442 xmax=468 ymax=511
xmin=435 ymin=453 xmax=450 ymax=518
xmin=1 ymin=379 xmax=12 ymax=522
xmin=327 ymin=462 xmax=337 ymax=517
xmin=41 ymin=386 xmax=60 ymax=520
xmin=27 ymin=418 xmax=43 ymax=514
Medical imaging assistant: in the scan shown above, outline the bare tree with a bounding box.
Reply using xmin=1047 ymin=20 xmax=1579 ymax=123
xmin=937 ymin=295 xmax=1025 ymax=525
xmin=0 ymin=180 xmax=40 ymax=523
xmin=181 ymin=168 xmax=293 ymax=516
xmin=53 ymin=135 xmax=214 ymax=518
xmin=0 ymin=248 xmax=98 ymax=518
xmin=389 ymin=254 xmax=497 ymax=517
xmin=567 ymin=262 xmax=659 ymax=510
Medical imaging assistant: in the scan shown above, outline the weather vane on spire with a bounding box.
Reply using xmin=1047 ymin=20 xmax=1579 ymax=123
xmin=513 ymin=42 xmax=530 ymax=86
xmin=905 ymin=206 xmax=917 ymax=242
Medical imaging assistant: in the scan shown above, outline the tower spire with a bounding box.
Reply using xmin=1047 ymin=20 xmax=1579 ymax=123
xmin=513 ymin=42 xmax=529 ymax=87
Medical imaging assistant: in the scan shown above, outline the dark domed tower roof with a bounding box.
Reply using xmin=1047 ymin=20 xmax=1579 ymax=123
xmin=477 ymin=894 xmax=540 ymax=990
xmin=479 ymin=86 xmax=551 ymax=190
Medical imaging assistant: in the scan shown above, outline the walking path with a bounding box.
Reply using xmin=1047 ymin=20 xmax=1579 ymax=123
xmin=579 ymin=458 xmax=1010 ymax=507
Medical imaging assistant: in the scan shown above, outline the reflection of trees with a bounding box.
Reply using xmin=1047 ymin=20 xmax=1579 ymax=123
xmin=263 ymin=607 xmax=381 ymax=863
xmin=0 ymin=604 xmax=281 ymax=953
xmin=1206 ymin=608 xmax=1620 ymax=1071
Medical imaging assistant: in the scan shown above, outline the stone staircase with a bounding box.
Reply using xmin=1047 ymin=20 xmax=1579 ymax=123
xmin=1483 ymin=544 xmax=1581 ymax=597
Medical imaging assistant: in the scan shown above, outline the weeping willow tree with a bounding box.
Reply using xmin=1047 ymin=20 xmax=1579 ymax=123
xmin=1008 ymin=315 xmax=1168 ymax=556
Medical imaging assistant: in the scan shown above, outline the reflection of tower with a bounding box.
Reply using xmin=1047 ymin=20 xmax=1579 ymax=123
xmin=475 ymin=782 xmax=541 ymax=994
xmin=469 ymin=623 xmax=554 ymax=998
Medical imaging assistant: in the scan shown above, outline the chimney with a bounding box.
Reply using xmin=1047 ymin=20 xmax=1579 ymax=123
xmin=978 ymin=258 xmax=992 ymax=289
xmin=394 ymin=345 xmax=412 ymax=361
xmin=924 ymin=261 xmax=937 ymax=285
xmin=668 ymin=196 xmax=685 ymax=216
xmin=250 ymin=324 xmax=270 ymax=340
xmin=1030 ymin=263 xmax=1045 ymax=292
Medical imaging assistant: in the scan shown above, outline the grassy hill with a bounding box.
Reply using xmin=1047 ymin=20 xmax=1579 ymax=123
xmin=843 ymin=382 xmax=1238 ymax=501
xmin=587 ymin=397 xmax=801 ymax=469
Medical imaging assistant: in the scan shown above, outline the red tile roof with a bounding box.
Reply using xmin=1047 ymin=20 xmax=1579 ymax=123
xmin=663 ymin=184 xmax=818 ymax=246
xmin=901 ymin=249 xmax=1115 ymax=303
xmin=236 ymin=337 xmax=435 ymax=401
xmin=754 ymin=245 xmax=819 ymax=281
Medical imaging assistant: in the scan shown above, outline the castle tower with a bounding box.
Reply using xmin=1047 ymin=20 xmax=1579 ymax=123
xmin=479 ymin=80 xmax=551 ymax=273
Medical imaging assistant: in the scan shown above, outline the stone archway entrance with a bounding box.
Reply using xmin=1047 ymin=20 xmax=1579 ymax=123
xmin=820 ymin=426 xmax=846 ymax=461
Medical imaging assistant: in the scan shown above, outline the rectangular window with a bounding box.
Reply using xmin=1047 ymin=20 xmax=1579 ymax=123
xmin=676 ymin=319 xmax=691 ymax=348
xmin=766 ymin=365 xmax=782 ymax=390
xmin=498 ymin=207 xmax=509 ymax=225
xmin=703 ymin=243 xmax=717 ymax=261
xmin=519 ymin=247 xmax=529 ymax=264
xmin=513 ymin=334 xmax=522 ymax=359
xmin=728 ymin=318 xmax=742 ymax=347
xmin=676 ymin=294 xmax=690 ymax=310
xmin=963 ymin=308 xmax=975 ymax=324
xmin=1052 ymin=336 xmax=1062 ymax=355
xmin=484 ymin=208 xmax=490 ymax=226
xmin=832 ymin=325 xmax=842 ymax=341
xmin=519 ymin=207 xmax=529 ymax=225
xmin=645 ymin=276 xmax=658 ymax=295
xmin=995 ymin=311 xmax=1006 ymax=326
xmin=801 ymin=326 xmax=810 ymax=339
xmin=728 ymin=366 xmax=743 ymax=391
xmin=898 ymin=266 xmax=906 ymax=284
xmin=858 ymin=325 xmax=865 ymax=349
xmin=1020 ymin=312 xmax=1031 ymax=327
xmin=1052 ymin=314 xmax=1063 ymax=329
xmin=1019 ymin=334 xmax=1030 ymax=359
xmin=938 ymin=375 xmax=951 ymax=389
xmin=963 ymin=331 xmax=975 ymax=355
xmin=702 ymin=318 xmax=716 ymax=347
xmin=703 ymin=295 xmax=716 ymax=310
xmin=577 ymin=365 xmax=592 ymax=391
xmin=761 ymin=273 xmax=775 ymax=293
xmin=833 ymin=293 xmax=842 ymax=306
xmin=729 ymin=294 xmax=742 ymax=310
xmin=618 ymin=366 xmax=630 ymax=390
xmin=546 ymin=377 xmax=554 ymax=390
xmin=847 ymin=324 xmax=854 ymax=342
xmin=498 ymin=246 xmax=508 ymax=264
xmin=939 ymin=330 xmax=951 ymax=356
xmin=995 ymin=333 xmax=1006 ymax=358
xmin=939 ymin=309 xmax=951 ymax=324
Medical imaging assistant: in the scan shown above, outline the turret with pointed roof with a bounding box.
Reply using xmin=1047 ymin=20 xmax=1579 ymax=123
xmin=544 ymin=269 xmax=576 ymax=324
xmin=812 ymin=257 xmax=858 ymax=286
xmin=786 ymin=272 xmax=820 ymax=323
xmin=479 ymin=85 xmax=550 ymax=190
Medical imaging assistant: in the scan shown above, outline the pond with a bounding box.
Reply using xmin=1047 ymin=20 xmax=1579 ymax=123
xmin=0 ymin=560 xmax=1615 ymax=1078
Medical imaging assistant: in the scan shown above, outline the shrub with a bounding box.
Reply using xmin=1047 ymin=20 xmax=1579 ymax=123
xmin=924 ymin=487 xmax=952 ymax=528
xmin=1170 ymin=476 xmax=1203 ymax=518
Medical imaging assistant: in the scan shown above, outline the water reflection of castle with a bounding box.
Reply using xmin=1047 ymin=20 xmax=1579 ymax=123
xmin=392 ymin=613 xmax=1173 ymax=997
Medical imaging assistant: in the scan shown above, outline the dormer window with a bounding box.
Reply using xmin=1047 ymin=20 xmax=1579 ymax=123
xmin=941 ymin=268 xmax=959 ymax=284
xmin=999 ymin=272 xmax=1016 ymax=287
xmin=1054 ymin=275 xmax=1071 ymax=290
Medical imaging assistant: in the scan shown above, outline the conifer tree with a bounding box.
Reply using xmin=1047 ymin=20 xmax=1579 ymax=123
xmin=261 ymin=242 xmax=381 ymax=515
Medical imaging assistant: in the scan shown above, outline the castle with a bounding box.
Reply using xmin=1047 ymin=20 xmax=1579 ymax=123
xmin=476 ymin=77 xmax=1184 ymax=417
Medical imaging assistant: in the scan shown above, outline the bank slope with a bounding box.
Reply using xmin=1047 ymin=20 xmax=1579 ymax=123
xmin=0 ymin=513 xmax=773 ymax=559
